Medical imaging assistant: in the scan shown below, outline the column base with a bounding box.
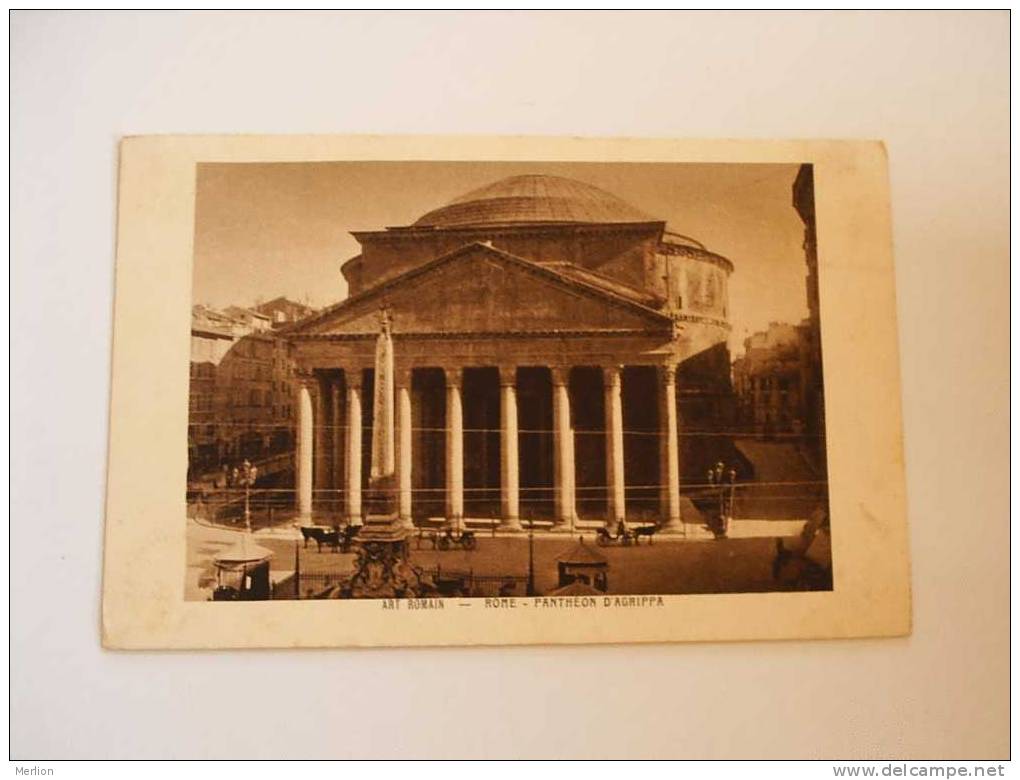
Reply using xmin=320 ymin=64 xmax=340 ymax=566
xmin=605 ymin=516 xmax=626 ymax=531
xmin=498 ymin=517 xmax=523 ymax=533
xmin=399 ymin=515 xmax=416 ymax=531
xmin=549 ymin=519 xmax=573 ymax=533
xmin=446 ymin=515 xmax=464 ymax=532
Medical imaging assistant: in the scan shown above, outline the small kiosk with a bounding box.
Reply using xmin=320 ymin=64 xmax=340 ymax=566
xmin=546 ymin=580 xmax=604 ymax=597
xmin=555 ymin=538 xmax=609 ymax=593
xmin=212 ymin=538 xmax=274 ymax=601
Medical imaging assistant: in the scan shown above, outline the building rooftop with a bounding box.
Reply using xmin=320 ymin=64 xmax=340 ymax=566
xmin=412 ymin=174 xmax=658 ymax=229
xmin=213 ymin=537 xmax=274 ymax=565
xmin=546 ymin=581 xmax=604 ymax=597
xmin=555 ymin=538 xmax=608 ymax=566
xmin=543 ymin=261 xmax=664 ymax=308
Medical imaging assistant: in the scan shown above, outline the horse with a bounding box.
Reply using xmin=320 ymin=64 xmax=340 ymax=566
xmin=300 ymin=526 xmax=341 ymax=553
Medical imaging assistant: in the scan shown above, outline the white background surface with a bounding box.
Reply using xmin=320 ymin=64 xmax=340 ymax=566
xmin=10 ymin=11 xmax=1009 ymax=759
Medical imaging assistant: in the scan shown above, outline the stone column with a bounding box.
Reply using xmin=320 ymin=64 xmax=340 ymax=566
xmin=604 ymin=364 xmax=626 ymax=529
xmin=346 ymin=370 xmax=363 ymax=525
xmin=314 ymin=376 xmax=329 ymax=511
xmin=295 ymin=373 xmax=314 ymax=521
xmin=499 ymin=365 xmax=522 ymax=531
xmin=331 ymin=380 xmax=343 ymax=515
xmin=445 ymin=367 xmax=464 ymax=524
xmin=551 ymin=366 xmax=575 ymax=530
xmin=397 ymin=368 xmax=414 ymax=529
xmin=659 ymin=363 xmax=683 ymax=532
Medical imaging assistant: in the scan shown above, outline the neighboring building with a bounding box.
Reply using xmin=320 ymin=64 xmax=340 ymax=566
xmin=793 ymin=164 xmax=826 ymax=467
xmin=286 ymin=174 xmax=736 ymax=531
xmin=222 ymin=305 xmax=272 ymax=333
xmin=188 ymin=303 xmax=310 ymax=481
xmin=731 ymin=163 xmax=826 ymax=453
xmin=732 ymin=321 xmax=806 ymax=436
xmin=255 ymin=296 xmax=317 ymax=328
xmin=213 ymin=327 xmax=294 ymax=466
xmin=189 ymin=306 xmax=238 ymax=474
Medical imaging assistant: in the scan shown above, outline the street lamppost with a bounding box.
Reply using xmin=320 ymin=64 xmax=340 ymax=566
xmin=708 ymin=462 xmax=738 ymax=538
xmin=240 ymin=459 xmax=259 ymax=533
xmin=727 ymin=467 xmax=737 ymax=523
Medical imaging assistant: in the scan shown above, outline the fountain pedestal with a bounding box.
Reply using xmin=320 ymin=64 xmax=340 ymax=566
xmin=348 ymin=476 xmax=421 ymax=598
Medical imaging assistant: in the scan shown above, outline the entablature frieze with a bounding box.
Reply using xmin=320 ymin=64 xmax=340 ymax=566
xmin=291 ymin=329 xmax=727 ymax=379
xmin=290 ymin=327 xmax=680 ymax=342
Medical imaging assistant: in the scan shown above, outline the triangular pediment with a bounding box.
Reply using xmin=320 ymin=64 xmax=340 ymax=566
xmin=291 ymin=243 xmax=671 ymax=337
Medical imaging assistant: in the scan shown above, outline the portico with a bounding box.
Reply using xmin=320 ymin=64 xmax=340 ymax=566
xmin=287 ymin=240 xmax=712 ymax=532
xmin=294 ymin=358 xmax=684 ymax=532
xmin=286 ymin=174 xmax=733 ymax=533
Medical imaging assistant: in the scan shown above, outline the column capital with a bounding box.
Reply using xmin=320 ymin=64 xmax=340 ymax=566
xmin=498 ymin=365 xmax=517 ymax=387
xmin=602 ymin=364 xmax=624 ymax=387
xmin=550 ymin=365 xmax=571 ymax=386
xmin=294 ymin=369 xmax=317 ymax=389
xmin=659 ymin=362 xmax=678 ymax=386
xmin=345 ymin=367 xmax=364 ymax=391
xmin=395 ymin=367 xmax=413 ymax=388
xmin=445 ymin=366 xmax=464 ymax=388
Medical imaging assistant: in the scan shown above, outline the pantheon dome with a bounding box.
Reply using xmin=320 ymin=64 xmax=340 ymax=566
xmin=413 ymin=174 xmax=656 ymax=228
xmin=342 ymin=173 xmax=732 ymax=325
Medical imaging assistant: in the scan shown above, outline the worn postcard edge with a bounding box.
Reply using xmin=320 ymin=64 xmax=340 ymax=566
xmin=101 ymin=135 xmax=911 ymax=650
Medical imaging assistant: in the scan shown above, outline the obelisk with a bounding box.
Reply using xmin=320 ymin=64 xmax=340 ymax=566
xmin=370 ymin=308 xmax=396 ymax=482
xmin=345 ymin=308 xmax=416 ymax=598
xmin=363 ymin=307 xmax=399 ymax=519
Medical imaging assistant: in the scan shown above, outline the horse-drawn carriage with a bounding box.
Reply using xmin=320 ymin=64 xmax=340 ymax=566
xmin=417 ymin=523 xmax=477 ymax=551
xmin=299 ymin=524 xmax=360 ymax=553
xmin=595 ymin=521 xmax=657 ymax=546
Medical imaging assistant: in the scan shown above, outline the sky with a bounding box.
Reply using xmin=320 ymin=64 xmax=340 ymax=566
xmin=192 ymin=161 xmax=811 ymax=355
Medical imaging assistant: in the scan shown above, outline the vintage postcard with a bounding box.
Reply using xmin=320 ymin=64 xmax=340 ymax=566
xmin=102 ymin=135 xmax=910 ymax=649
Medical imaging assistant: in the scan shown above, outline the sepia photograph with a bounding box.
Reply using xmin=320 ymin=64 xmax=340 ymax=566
xmin=101 ymin=135 xmax=909 ymax=651
xmin=185 ymin=161 xmax=831 ymax=604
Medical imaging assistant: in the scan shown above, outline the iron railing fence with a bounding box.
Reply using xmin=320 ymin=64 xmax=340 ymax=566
xmin=190 ymin=479 xmax=827 ymax=530
xmin=283 ymin=564 xmax=530 ymax=600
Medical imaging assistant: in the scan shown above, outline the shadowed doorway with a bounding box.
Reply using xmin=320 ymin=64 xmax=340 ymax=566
xmin=516 ymin=367 xmax=553 ymax=521
xmin=463 ymin=367 xmax=500 ymax=518
xmin=570 ymin=366 xmax=607 ymax=520
xmin=411 ymin=368 xmax=445 ymax=520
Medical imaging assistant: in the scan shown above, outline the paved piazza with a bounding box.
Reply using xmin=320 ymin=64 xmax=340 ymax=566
xmin=187 ymin=518 xmax=798 ymax=599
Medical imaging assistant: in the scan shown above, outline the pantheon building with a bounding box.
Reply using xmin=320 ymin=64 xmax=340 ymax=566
xmin=287 ymin=174 xmax=735 ymax=532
